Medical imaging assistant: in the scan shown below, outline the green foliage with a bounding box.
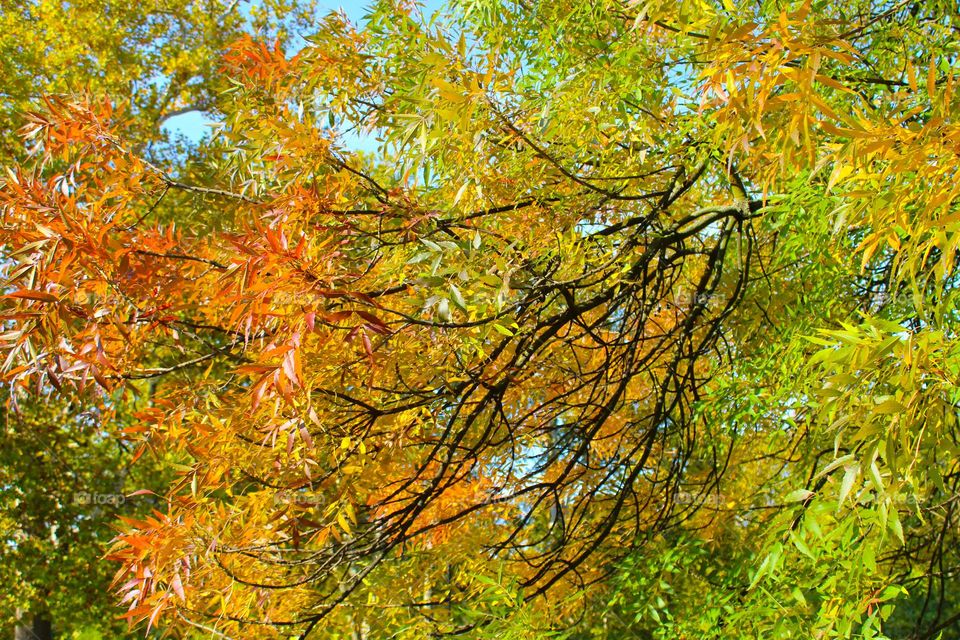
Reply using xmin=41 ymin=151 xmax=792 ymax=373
xmin=0 ymin=392 xmax=170 ymax=636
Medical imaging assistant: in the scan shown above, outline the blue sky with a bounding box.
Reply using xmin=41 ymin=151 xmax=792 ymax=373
xmin=162 ymin=0 xmax=446 ymax=150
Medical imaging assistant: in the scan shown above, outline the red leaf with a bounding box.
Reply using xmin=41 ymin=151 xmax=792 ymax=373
xmin=361 ymin=331 xmax=373 ymax=358
xmin=321 ymin=310 xmax=353 ymax=323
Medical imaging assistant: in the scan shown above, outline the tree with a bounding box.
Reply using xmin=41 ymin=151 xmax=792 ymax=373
xmin=0 ymin=391 xmax=170 ymax=639
xmin=0 ymin=2 xmax=316 ymax=637
xmin=1 ymin=0 xmax=959 ymax=638
xmin=0 ymin=0 xmax=317 ymax=156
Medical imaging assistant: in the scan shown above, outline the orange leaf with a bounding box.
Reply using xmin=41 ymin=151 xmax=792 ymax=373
xmin=3 ymin=289 xmax=58 ymax=303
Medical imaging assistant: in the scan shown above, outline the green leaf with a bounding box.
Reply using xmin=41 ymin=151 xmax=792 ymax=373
xmin=492 ymin=323 xmax=514 ymax=336
xmin=784 ymin=489 xmax=815 ymax=503
xmin=449 ymin=284 xmax=467 ymax=311
xmin=838 ymin=464 xmax=860 ymax=510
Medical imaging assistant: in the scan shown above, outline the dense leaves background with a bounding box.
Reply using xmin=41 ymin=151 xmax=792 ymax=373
xmin=1 ymin=1 xmax=960 ymax=639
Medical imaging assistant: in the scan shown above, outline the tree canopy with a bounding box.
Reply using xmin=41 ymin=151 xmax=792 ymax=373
xmin=0 ymin=1 xmax=314 ymax=637
xmin=2 ymin=1 xmax=960 ymax=638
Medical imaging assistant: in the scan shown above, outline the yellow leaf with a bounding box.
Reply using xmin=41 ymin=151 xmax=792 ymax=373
xmin=336 ymin=510 xmax=351 ymax=535
xmin=906 ymin=60 xmax=918 ymax=92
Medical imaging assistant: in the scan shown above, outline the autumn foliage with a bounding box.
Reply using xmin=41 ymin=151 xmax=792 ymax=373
xmin=3 ymin=1 xmax=960 ymax=638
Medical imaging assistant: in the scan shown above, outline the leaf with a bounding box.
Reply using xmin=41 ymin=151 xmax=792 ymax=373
xmin=873 ymin=398 xmax=905 ymax=414
xmin=749 ymin=543 xmax=782 ymax=590
xmin=170 ymin=573 xmax=185 ymax=601
xmin=789 ymin=530 xmax=814 ymax=559
xmin=867 ymin=461 xmax=885 ymax=494
xmin=888 ymin=508 xmax=904 ymax=544
xmin=492 ymin=323 xmax=514 ymax=336
xmin=449 ymin=284 xmax=467 ymax=311
xmin=784 ymin=489 xmax=815 ymax=503
xmin=420 ymin=238 xmax=442 ymax=252
xmin=3 ymin=289 xmax=58 ymax=303
xmin=815 ymin=454 xmax=856 ymax=479
xmin=336 ymin=510 xmax=352 ymax=535
xmin=454 ymin=181 xmax=470 ymax=204
xmin=437 ymin=298 xmax=451 ymax=322
xmin=838 ymin=464 xmax=860 ymax=510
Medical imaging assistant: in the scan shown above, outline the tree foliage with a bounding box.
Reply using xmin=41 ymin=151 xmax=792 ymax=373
xmin=2 ymin=1 xmax=959 ymax=638
xmin=0 ymin=1 xmax=315 ymax=637
xmin=0 ymin=0 xmax=316 ymax=156
xmin=0 ymin=391 xmax=170 ymax=637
